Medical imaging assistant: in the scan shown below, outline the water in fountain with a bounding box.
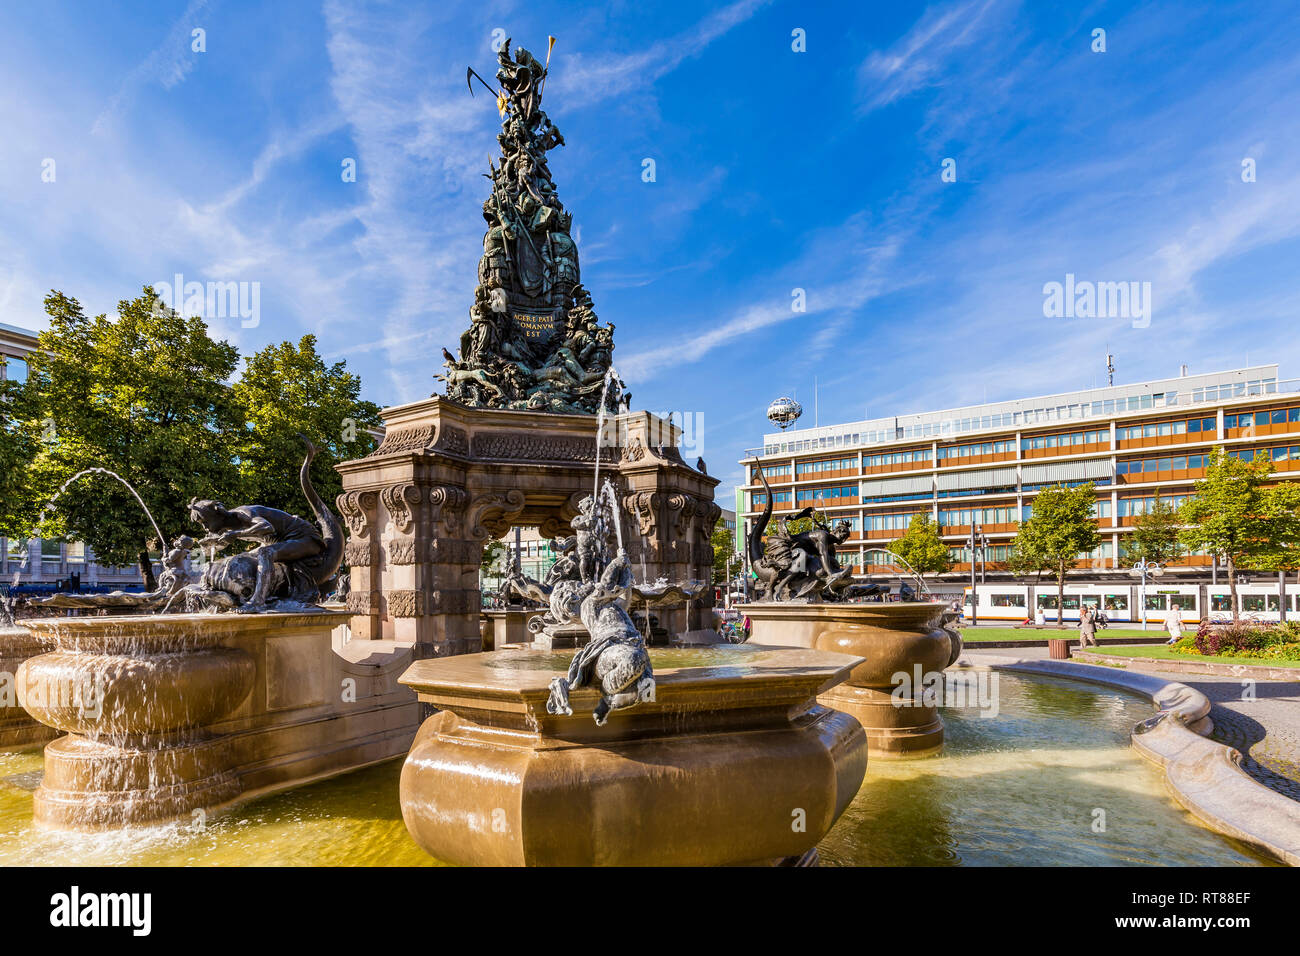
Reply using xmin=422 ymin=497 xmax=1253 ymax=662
xmin=591 ymin=365 xmax=622 ymax=503
xmin=869 ymin=548 xmax=934 ymax=598
xmin=34 ymin=467 xmax=167 ymax=550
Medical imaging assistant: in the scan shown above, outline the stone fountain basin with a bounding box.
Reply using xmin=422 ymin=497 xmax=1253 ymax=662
xmin=14 ymin=613 xmax=331 ymax=738
xmin=398 ymin=644 xmax=868 ymax=866
xmin=744 ymin=601 xmax=958 ymax=686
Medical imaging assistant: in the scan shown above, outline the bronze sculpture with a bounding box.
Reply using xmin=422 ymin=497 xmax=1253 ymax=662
xmin=747 ymin=473 xmax=856 ymax=602
xmin=37 ymin=438 xmax=343 ymax=613
xmin=503 ymin=485 xmax=655 ymax=724
xmin=440 ymin=38 xmax=621 ymax=415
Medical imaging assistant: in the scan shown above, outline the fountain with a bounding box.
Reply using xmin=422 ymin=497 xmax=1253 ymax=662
xmin=12 ymin=439 xmax=421 ymax=829
xmin=383 ymin=39 xmax=868 ymax=866
xmin=1 ymin=581 xmax=58 ymax=751
xmin=397 ymin=483 xmax=867 ymax=866
xmin=741 ymin=473 xmax=962 ymax=757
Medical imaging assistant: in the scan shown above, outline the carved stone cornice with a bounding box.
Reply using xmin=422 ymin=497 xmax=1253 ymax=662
xmin=539 ymin=489 xmax=588 ymax=539
xmin=623 ymin=491 xmax=660 ymax=537
xmin=388 ymin=590 xmax=425 ymax=618
xmin=667 ymin=493 xmax=699 ymax=537
xmin=428 ymin=538 xmax=481 ymax=566
xmin=346 ymin=590 xmax=378 ymax=615
xmin=434 ymin=425 xmax=469 ymax=457
xmin=336 ymin=490 xmax=379 ymax=539
xmin=387 ymin=537 xmax=418 ymax=566
xmin=427 ymin=486 xmax=470 ymax=537
xmin=471 ymin=432 xmax=617 ymax=464
xmin=466 ymin=489 xmax=526 ymax=541
xmin=368 ymin=425 xmax=435 ymax=457
xmin=381 ymin=483 xmax=422 ymax=535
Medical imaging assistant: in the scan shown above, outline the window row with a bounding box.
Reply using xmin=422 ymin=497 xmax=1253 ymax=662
xmin=1116 ymin=417 xmax=1216 ymax=440
xmin=1190 ymin=379 xmax=1276 ymax=403
xmin=757 ymin=464 xmax=791 ymax=478
xmin=1226 ymin=445 xmax=1300 ymax=463
xmin=1225 ymin=407 xmax=1300 ymax=429
xmin=752 ymin=491 xmax=794 ymax=506
xmin=865 ymin=512 xmax=920 ymax=532
xmin=1117 ymin=494 xmax=1190 ymax=517
xmin=938 ymin=506 xmax=1017 ymax=526
xmin=1117 ymin=454 xmax=1210 ymax=475
xmin=1021 ymin=501 xmax=1111 ymax=521
xmin=937 ymin=440 xmax=1015 ymax=459
xmin=1022 ymin=428 xmax=1109 ymax=450
xmin=795 ymin=485 xmax=857 ymax=503
xmin=864 ymin=449 xmax=931 ymax=467
xmin=796 ymin=457 xmax=856 ymax=475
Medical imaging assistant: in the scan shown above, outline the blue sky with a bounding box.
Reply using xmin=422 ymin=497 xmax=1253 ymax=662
xmin=3 ymin=0 xmax=1300 ymax=503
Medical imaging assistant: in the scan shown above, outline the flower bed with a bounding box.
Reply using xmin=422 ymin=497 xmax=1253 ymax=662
xmin=1171 ymin=620 xmax=1300 ymax=662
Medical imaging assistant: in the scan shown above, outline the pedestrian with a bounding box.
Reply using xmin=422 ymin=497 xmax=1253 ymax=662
xmin=1164 ymin=603 xmax=1183 ymax=645
xmin=1035 ymin=605 xmax=1046 ymax=627
xmin=1078 ymin=605 xmax=1098 ymax=648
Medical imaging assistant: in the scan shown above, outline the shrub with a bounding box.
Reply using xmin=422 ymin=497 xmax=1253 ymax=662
xmin=1181 ymin=620 xmax=1300 ymax=660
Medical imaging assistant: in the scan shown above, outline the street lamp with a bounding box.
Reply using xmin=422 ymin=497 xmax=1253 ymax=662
xmin=1129 ymin=558 xmax=1164 ymax=631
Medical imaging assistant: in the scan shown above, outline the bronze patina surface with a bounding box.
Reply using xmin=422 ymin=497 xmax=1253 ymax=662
xmin=745 ymin=602 xmax=961 ymax=757
xmin=398 ymin=644 xmax=868 ymax=866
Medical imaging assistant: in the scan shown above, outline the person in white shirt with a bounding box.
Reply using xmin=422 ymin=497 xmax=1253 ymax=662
xmin=1164 ymin=604 xmax=1184 ymax=645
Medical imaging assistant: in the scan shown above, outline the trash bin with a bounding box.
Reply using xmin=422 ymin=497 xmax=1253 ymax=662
xmin=1048 ymin=638 xmax=1071 ymax=660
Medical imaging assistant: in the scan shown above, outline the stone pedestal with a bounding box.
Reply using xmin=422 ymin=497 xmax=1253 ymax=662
xmin=745 ymin=602 xmax=961 ymax=758
xmin=0 ymin=626 xmax=60 ymax=750
xmin=17 ymin=612 xmax=420 ymax=830
xmin=336 ymin=399 xmax=720 ymax=658
xmin=397 ymin=645 xmax=867 ymax=866
xmin=482 ymin=607 xmax=542 ymax=649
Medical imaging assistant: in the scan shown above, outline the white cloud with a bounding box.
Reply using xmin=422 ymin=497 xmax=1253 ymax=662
xmin=92 ymin=0 xmax=213 ymax=135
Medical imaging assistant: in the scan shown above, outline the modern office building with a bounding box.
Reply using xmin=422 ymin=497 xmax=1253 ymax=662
xmin=739 ymin=365 xmax=1298 ymax=588
xmin=1 ymin=321 xmax=152 ymax=592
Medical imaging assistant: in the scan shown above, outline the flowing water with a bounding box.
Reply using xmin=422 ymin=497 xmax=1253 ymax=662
xmin=0 ymin=670 xmax=1272 ymax=866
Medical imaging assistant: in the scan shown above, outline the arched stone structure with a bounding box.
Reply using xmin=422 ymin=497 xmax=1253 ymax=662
xmin=336 ymin=398 xmax=720 ymax=658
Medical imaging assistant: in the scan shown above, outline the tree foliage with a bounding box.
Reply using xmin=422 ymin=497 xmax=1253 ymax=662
xmin=1013 ymin=482 xmax=1101 ymax=624
xmin=710 ymin=518 xmax=737 ymax=585
xmin=231 ymin=335 xmax=382 ymax=517
xmin=888 ymin=513 xmax=951 ymax=576
xmin=1123 ymin=495 xmax=1184 ymax=566
xmin=1179 ymin=449 xmax=1300 ymax=620
xmin=1 ymin=291 xmax=385 ymax=590
xmin=13 ymin=289 xmax=243 ymax=585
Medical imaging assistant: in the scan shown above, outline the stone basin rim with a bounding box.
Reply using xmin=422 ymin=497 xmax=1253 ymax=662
xmin=20 ymin=610 xmax=349 ymax=649
xmin=399 ymin=645 xmax=865 ymax=698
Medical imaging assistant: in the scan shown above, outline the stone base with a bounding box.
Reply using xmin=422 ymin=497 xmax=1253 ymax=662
xmin=0 ymin=626 xmax=59 ymax=751
xmin=818 ymin=683 xmax=945 ymax=758
xmin=18 ymin=612 xmax=421 ymax=831
xmin=745 ymin=601 xmax=958 ymax=759
xmin=531 ymin=620 xmax=588 ymax=650
xmin=398 ymin=645 xmax=868 ymax=866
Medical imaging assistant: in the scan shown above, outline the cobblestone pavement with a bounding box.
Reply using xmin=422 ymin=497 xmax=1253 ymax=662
xmin=962 ymin=645 xmax=1300 ymax=802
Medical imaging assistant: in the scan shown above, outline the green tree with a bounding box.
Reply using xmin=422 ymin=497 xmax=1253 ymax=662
xmin=0 ymin=357 xmax=36 ymax=541
xmin=711 ymin=518 xmax=738 ymax=585
xmin=231 ymin=335 xmax=382 ymax=517
xmin=15 ymin=289 xmax=243 ymax=588
xmin=1013 ymin=482 xmax=1101 ymax=624
xmin=1180 ymin=450 xmax=1300 ymax=620
xmin=1122 ymin=494 xmax=1184 ymax=566
xmin=889 ymin=514 xmax=951 ymax=578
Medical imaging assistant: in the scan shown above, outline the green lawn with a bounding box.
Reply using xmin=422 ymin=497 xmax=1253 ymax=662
xmin=960 ymin=626 xmax=1158 ymax=642
xmin=1075 ymin=644 xmax=1300 ymax=669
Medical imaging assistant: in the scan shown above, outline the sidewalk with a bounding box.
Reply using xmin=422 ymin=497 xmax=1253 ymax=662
xmin=962 ymin=644 xmax=1300 ymax=802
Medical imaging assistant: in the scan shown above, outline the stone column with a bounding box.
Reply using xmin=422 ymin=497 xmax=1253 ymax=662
xmin=337 ymin=490 xmax=381 ymax=640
